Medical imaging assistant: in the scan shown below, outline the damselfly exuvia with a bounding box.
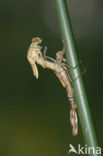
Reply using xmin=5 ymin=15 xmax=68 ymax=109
xmin=54 ymin=51 xmax=78 ymax=136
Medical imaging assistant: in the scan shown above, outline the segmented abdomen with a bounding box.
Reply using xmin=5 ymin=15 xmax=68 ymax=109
xmin=68 ymin=96 xmax=78 ymax=136
xmin=55 ymin=63 xmax=78 ymax=136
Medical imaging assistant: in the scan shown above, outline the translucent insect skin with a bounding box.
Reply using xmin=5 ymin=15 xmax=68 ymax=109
xmin=27 ymin=37 xmax=78 ymax=136
xmin=55 ymin=51 xmax=78 ymax=136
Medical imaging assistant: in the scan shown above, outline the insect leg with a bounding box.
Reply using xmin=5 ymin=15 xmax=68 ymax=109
xmin=65 ymin=60 xmax=82 ymax=70
xmin=65 ymin=60 xmax=86 ymax=82
xmin=61 ymin=40 xmax=82 ymax=69
xmin=72 ymin=67 xmax=86 ymax=81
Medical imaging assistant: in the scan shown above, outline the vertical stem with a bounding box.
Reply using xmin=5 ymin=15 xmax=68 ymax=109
xmin=53 ymin=0 xmax=100 ymax=155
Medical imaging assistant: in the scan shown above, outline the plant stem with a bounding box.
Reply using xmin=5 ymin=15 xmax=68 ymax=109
xmin=53 ymin=0 xmax=100 ymax=155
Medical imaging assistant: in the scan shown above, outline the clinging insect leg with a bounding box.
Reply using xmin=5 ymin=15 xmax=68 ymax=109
xmin=66 ymin=60 xmax=82 ymax=70
xmin=72 ymin=67 xmax=86 ymax=81
xmin=59 ymin=40 xmax=82 ymax=69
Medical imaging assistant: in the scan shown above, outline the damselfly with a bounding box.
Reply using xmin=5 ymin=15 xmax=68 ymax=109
xmin=27 ymin=37 xmax=78 ymax=136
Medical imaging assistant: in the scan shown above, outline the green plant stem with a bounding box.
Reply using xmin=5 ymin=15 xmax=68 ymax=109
xmin=53 ymin=0 xmax=100 ymax=155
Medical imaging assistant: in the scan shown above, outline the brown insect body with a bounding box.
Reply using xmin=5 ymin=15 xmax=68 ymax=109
xmin=27 ymin=37 xmax=57 ymax=78
xmin=55 ymin=51 xmax=78 ymax=136
xmin=27 ymin=38 xmax=78 ymax=136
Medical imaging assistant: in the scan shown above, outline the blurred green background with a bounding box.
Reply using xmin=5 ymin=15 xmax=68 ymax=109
xmin=0 ymin=0 xmax=103 ymax=155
